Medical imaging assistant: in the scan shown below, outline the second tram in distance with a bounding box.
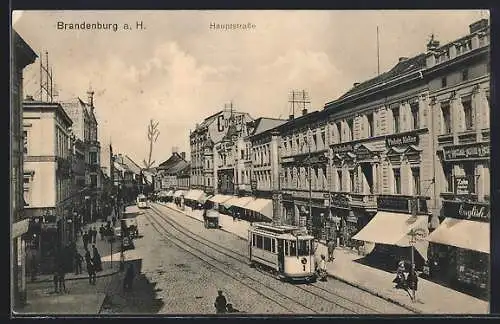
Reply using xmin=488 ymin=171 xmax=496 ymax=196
xmin=248 ymin=222 xmax=316 ymax=283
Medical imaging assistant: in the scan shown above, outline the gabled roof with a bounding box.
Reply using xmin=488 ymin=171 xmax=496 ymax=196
xmin=335 ymin=53 xmax=426 ymax=102
xmin=122 ymin=155 xmax=142 ymax=174
xmin=158 ymin=152 xmax=185 ymax=169
xmin=249 ymin=117 xmax=287 ymax=136
xmin=164 ymin=159 xmax=189 ymax=175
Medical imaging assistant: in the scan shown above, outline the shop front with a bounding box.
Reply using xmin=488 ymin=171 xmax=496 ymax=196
xmin=294 ymin=198 xmax=325 ymax=239
xmin=427 ymin=199 xmax=489 ymax=296
xmin=328 ymin=193 xmax=354 ymax=247
xmin=281 ymin=193 xmax=295 ymax=226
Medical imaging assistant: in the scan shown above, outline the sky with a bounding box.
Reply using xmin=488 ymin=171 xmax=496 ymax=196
xmin=13 ymin=10 xmax=488 ymax=166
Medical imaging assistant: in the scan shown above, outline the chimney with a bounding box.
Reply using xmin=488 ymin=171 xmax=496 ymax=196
xmin=426 ymin=34 xmax=440 ymax=51
xmin=87 ymin=87 xmax=95 ymax=108
xmin=398 ymin=57 xmax=408 ymax=62
xmin=180 ymin=152 xmax=186 ymax=160
xmin=353 ymin=82 xmax=360 ymax=88
xmin=288 ymin=114 xmax=294 ymax=120
xmin=470 ymin=19 xmax=488 ymax=34
xmin=302 ymin=109 xmax=308 ymax=116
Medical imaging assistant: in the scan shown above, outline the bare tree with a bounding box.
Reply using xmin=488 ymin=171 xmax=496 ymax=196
xmin=143 ymin=119 xmax=160 ymax=170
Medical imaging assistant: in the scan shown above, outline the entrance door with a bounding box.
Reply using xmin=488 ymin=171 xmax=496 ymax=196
xmin=277 ymin=239 xmax=284 ymax=273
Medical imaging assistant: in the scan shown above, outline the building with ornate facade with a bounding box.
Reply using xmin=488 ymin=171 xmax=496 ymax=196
xmin=11 ymin=29 xmax=37 ymax=309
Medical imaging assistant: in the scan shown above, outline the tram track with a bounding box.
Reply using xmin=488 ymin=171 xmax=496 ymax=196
xmin=143 ymin=207 xmax=319 ymax=314
xmin=148 ymin=203 xmax=394 ymax=314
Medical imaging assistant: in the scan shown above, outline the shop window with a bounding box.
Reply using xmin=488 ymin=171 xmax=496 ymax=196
xmin=392 ymin=108 xmax=400 ymax=133
xmin=462 ymin=97 xmax=474 ymax=130
xmin=441 ymin=102 xmax=452 ymax=134
xmin=367 ymin=113 xmax=374 ymax=138
xmin=411 ymin=167 xmax=421 ymax=195
xmin=393 ymin=168 xmax=401 ymax=194
xmin=410 ymin=102 xmax=419 ymax=130
xmin=347 ymin=119 xmax=354 ymax=141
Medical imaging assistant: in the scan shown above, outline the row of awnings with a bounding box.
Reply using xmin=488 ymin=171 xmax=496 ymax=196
xmin=208 ymin=194 xmax=273 ymax=220
xmin=352 ymin=212 xmax=490 ymax=260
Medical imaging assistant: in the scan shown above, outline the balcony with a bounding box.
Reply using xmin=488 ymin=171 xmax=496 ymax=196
xmin=349 ymin=193 xmax=378 ymax=211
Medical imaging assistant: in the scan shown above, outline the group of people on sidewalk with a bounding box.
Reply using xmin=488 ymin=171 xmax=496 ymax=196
xmin=393 ymin=259 xmax=419 ymax=301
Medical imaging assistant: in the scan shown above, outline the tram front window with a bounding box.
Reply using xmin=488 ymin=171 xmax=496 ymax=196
xmin=297 ymin=240 xmax=311 ymax=256
xmin=289 ymin=241 xmax=297 ymax=256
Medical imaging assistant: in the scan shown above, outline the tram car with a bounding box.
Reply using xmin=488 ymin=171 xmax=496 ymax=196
xmin=136 ymin=194 xmax=150 ymax=209
xmin=203 ymin=209 xmax=219 ymax=229
xmin=248 ymin=223 xmax=316 ymax=283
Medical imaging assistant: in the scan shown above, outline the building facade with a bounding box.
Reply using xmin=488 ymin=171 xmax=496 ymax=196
xmin=23 ymin=100 xmax=74 ymax=272
xmin=425 ymin=18 xmax=490 ymax=294
xmin=11 ymin=29 xmax=37 ymax=309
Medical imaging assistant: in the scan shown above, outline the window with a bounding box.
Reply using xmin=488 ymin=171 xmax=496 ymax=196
xmin=337 ymin=170 xmax=342 ymax=191
xmin=462 ymin=69 xmax=469 ymax=81
xmin=393 ymin=168 xmax=401 ymax=194
xmin=23 ymin=175 xmax=31 ymax=206
xmin=90 ymin=175 xmax=97 ymax=187
xmin=441 ymin=77 xmax=447 ymax=88
xmin=297 ymin=240 xmax=311 ymax=256
xmin=336 ymin=122 xmax=342 ymax=143
xmin=367 ymin=113 xmax=374 ymax=137
xmin=241 ymin=149 xmax=244 ymax=160
xmin=289 ymin=240 xmax=297 ymax=256
xmin=410 ymin=102 xmax=419 ymax=130
xmin=347 ymin=119 xmax=354 ymax=140
xmin=392 ymin=108 xmax=400 ymax=133
xmin=89 ymin=152 xmax=98 ymax=165
xmin=441 ymin=102 xmax=452 ymax=134
xmin=349 ymin=169 xmax=355 ymax=192
xmin=252 ymin=234 xmax=256 ymax=247
xmin=412 ymin=167 xmax=421 ymax=195
xmin=263 ymin=237 xmax=272 ymax=251
xmin=463 ymin=163 xmax=476 ymax=194
xmin=462 ymin=97 xmax=474 ymax=130
xmin=271 ymin=239 xmax=276 ymax=253
xmin=321 ymin=131 xmax=326 ymax=148
xmin=23 ymin=131 xmax=28 ymax=155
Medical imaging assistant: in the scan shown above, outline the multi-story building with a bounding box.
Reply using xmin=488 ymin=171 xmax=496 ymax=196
xmin=23 ymin=99 xmax=74 ymax=271
xmin=425 ymin=18 xmax=490 ymax=294
xmin=11 ymin=29 xmax=37 ymax=309
xmin=61 ymin=89 xmax=102 ymax=223
xmin=189 ymin=107 xmax=254 ymax=196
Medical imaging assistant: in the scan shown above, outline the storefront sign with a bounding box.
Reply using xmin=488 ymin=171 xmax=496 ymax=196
xmin=455 ymin=176 xmax=471 ymax=195
xmin=386 ymin=133 xmax=419 ymax=147
xmin=281 ymin=157 xmax=295 ymax=163
xmin=443 ymin=200 xmax=490 ymax=222
xmin=442 ymin=143 xmax=490 ymax=161
xmin=378 ymin=196 xmax=409 ymax=212
xmin=331 ymin=143 xmax=354 ymax=154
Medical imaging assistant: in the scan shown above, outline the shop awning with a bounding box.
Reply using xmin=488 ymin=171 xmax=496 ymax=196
xmin=426 ymin=218 xmax=489 ymax=254
xmin=165 ymin=190 xmax=174 ymax=197
xmin=208 ymin=194 xmax=234 ymax=204
xmin=244 ymin=198 xmax=273 ymax=220
xmin=231 ymin=196 xmax=255 ymax=209
xmin=173 ymin=190 xmax=185 ymax=198
xmin=222 ymin=196 xmax=241 ymax=209
xmin=352 ymin=212 xmax=430 ymax=260
xmin=184 ymin=189 xmax=206 ymax=202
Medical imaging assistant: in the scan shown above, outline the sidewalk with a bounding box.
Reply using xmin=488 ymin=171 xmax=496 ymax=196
xmin=18 ymin=207 xmax=139 ymax=315
xmin=159 ymin=202 xmax=489 ymax=314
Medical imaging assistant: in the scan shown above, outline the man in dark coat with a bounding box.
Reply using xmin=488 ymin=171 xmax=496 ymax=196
xmin=214 ymin=290 xmax=227 ymax=314
xmin=327 ymin=239 xmax=336 ymax=262
xmin=82 ymin=231 xmax=89 ymax=250
xmin=85 ymin=250 xmax=96 ymax=285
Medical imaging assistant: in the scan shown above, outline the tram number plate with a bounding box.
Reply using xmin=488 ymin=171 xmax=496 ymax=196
xmin=303 ymin=265 xmax=306 ymax=271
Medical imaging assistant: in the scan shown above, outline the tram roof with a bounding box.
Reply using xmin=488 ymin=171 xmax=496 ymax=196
xmin=250 ymin=223 xmax=314 ymax=239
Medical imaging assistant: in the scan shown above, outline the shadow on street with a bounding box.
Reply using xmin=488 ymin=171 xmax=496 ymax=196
xmin=101 ymin=259 xmax=164 ymax=314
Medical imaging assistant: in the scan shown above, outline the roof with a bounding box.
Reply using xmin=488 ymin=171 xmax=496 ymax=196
xmin=165 ymin=159 xmax=189 ymax=175
xmin=122 ymin=155 xmax=142 ymax=174
xmin=158 ymin=152 xmax=186 ymax=169
xmin=23 ymin=100 xmax=73 ymax=127
xmin=249 ymin=117 xmax=287 ymax=136
xmin=13 ymin=30 xmax=37 ymax=69
xmin=334 ymin=53 xmax=426 ymax=103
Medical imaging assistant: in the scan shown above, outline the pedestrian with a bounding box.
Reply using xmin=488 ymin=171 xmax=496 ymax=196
xmin=327 ymin=239 xmax=336 ymax=262
xmin=99 ymin=224 xmax=105 ymax=240
xmin=53 ymin=269 xmax=59 ymax=293
xmin=58 ymin=262 xmax=67 ymax=293
xmin=74 ymin=251 xmax=83 ymax=275
xmin=394 ymin=259 xmax=407 ymax=289
xmin=85 ymin=250 xmax=96 ymax=285
xmin=123 ymin=263 xmax=135 ymax=291
xmin=317 ymin=254 xmax=328 ymax=281
xmin=92 ymin=244 xmax=103 ymax=272
xmin=407 ymin=265 xmax=418 ymax=301
xmin=82 ymin=231 xmax=89 ymax=250
xmin=92 ymin=227 xmax=98 ymax=243
xmin=214 ymin=290 xmax=227 ymax=314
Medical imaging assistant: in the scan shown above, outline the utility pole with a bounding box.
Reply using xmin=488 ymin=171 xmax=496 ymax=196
xmin=39 ymin=51 xmax=55 ymax=102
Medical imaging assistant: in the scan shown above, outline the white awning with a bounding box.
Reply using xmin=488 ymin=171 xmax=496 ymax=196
xmin=222 ymin=196 xmax=241 ymax=208
xmin=165 ymin=190 xmax=174 ymax=197
xmin=244 ymin=198 xmax=273 ymax=220
xmin=231 ymin=196 xmax=255 ymax=208
xmin=352 ymin=211 xmax=430 ymax=260
xmin=208 ymin=194 xmax=233 ymax=204
xmin=426 ymin=218 xmax=489 ymax=254
xmin=173 ymin=190 xmax=185 ymax=198
xmin=184 ymin=189 xmax=206 ymax=201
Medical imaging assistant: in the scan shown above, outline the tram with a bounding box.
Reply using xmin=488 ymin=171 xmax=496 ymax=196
xmin=203 ymin=209 xmax=219 ymax=229
xmin=136 ymin=194 xmax=150 ymax=209
xmin=248 ymin=223 xmax=316 ymax=283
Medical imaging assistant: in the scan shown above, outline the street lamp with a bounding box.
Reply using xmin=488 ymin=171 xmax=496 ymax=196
xmin=408 ymin=226 xmax=426 ymax=303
